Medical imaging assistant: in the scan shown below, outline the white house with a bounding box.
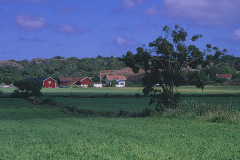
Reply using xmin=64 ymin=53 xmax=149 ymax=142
xmin=106 ymin=75 xmax=126 ymax=87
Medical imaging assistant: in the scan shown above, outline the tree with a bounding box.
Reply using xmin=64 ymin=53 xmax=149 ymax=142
xmin=12 ymin=79 xmax=42 ymax=98
xmin=122 ymin=25 xmax=226 ymax=111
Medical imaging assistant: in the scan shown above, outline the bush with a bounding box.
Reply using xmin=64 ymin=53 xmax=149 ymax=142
xmin=135 ymin=93 xmax=140 ymax=98
xmin=88 ymin=84 xmax=94 ymax=87
xmin=161 ymin=100 xmax=240 ymax=124
xmin=11 ymin=79 xmax=42 ymax=98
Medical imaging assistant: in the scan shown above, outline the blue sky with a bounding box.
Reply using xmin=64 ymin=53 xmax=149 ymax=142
xmin=0 ymin=0 xmax=240 ymax=61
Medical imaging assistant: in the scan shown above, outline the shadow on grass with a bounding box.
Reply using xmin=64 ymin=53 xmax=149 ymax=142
xmin=0 ymin=98 xmax=75 ymax=121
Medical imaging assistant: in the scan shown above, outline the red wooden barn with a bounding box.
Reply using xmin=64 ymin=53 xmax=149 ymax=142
xmin=58 ymin=77 xmax=93 ymax=87
xmin=36 ymin=77 xmax=58 ymax=88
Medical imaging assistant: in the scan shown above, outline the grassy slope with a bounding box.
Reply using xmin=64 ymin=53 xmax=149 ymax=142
xmin=1 ymin=98 xmax=240 ymax=159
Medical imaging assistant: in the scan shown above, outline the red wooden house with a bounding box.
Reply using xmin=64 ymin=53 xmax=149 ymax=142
xmin=59 ymin=77 xmax=93 ymax=87
xmin=36 ymin=77 xmax=58 ymax=88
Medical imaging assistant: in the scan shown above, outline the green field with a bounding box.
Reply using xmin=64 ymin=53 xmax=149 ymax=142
xmin=49 ymin=96 xmax=240 ymax=112
xmin=50 ymin=97 xmax=151 ymax=112
xmin=2 ymin=85 xmax=240 ymax=96
xmin=0 ymin=98 xmax=240 ymax=159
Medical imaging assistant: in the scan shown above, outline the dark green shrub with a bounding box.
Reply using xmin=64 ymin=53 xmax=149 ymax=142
xmin=88 ymin=84 xmax=94 ymax=87
xmin=117 ymin=108 xmax=130 ymax=117
xmin=135 ymin=93 xmax=140 ymax=98
xmin=11 ymin=79 xmax=42 ymax=98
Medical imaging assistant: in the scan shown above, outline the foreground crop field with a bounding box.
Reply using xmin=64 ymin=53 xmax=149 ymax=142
xmin=0 ymin=98 xmax=240 ymax=159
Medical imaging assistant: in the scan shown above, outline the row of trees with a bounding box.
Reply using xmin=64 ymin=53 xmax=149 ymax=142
xmin=0 ymin=56 xmax=125 ymax=85
xmin=1 ymin=54 xmax=239 ymax=86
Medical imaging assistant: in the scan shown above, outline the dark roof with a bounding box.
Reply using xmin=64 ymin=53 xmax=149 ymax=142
xmin=27 ymin=77 xmax=57 ymax=82
xmin=59 ymin=77 xmax=92 ymax=85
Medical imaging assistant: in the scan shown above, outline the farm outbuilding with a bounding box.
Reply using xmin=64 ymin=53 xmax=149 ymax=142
xmin=59 ymin=77 xmax=93 ymax=87
xmin=34 ymin=77 xmax=58 ymax=88
xmin=27 ymin=77 xmax=58 ymax=88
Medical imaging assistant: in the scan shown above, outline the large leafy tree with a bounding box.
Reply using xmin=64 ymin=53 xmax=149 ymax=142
xmin=122 ymin=25 xmax=226 ymax=110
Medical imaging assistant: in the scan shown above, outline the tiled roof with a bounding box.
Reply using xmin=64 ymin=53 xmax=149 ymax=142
xmin=100 ymin=67 xmax=145 ymax=76
xmin=107 ymin=75 xmax=126 ymax=81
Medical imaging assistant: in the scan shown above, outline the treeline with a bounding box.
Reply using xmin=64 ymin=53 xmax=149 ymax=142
xmin=0 ymin=54 xmax=240 ymax=85
xmin=201 ymin=55 xmax=240 ymax=84
xmin=0 ymin=55 xmax=126 ymax=85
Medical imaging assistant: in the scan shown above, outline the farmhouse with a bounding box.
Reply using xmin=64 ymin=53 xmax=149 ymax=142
xmin=35 ymin=77 xmax=58 ymax=88
xmin=216 ymin=74 xmax=232 ymax=80
xmin=100 ymin=67 xmax=145 ymax=84
xmin=106 ymin=75 xmax=126 ymax=87
xmin=59 ymin=77 xmax=93 ymax=87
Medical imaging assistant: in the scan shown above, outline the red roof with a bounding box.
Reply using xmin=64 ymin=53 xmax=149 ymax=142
xmin=59 ymin=77 xmax=92 ymax=85
xmin=216 ymin=74 xmax=232 ymax=79
xmin=107 ymin=75 xmax=126 ymax=81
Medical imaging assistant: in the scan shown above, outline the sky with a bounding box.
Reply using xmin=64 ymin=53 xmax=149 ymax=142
xmin=0 ymin=0 xmax=240 ymax=61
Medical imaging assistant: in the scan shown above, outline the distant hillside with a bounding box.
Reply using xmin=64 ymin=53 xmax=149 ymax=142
xmin=0 ymin=60 xmax=24 ymax=70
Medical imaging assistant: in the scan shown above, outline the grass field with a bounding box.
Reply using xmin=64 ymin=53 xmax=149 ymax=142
xmin=49 ymin=96 xmax=240 ymax=112
xmin=0 ymin=98 xmax=240 ymax=159
xmin=2 ymin=85 xmax=240 ymax=96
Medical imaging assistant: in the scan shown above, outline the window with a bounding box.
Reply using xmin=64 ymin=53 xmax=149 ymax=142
xmin=48 ymin=81 xmax=51 ymax=84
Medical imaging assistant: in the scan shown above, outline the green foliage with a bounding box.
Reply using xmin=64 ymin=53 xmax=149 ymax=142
xmin=109 ymin=80 xmax=118 ymax=87
xmin=53 ymin=55 xmax=65 ymax=59
xmin=17 ymin=56 xmax=126 ymax=79
xmin=0 ymin=66 xmax=23 ymax=84
xmin=162 ymin=99 xmax=240 ymax=124
xmin=12 ymin=79 xmax=42 ymax=98
xmin=122 ymin=25 xmax=226 ymax=110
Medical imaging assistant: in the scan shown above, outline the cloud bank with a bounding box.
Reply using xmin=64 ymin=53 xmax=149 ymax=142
xmin=145 ymin=0 xmax=240 ymax=27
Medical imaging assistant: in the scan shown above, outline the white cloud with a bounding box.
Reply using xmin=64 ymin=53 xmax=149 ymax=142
xmin=121 ymin=0 xmax=146 ymax=9
xmin=233 ymin=29 xmax=240 ymax=40
xmin=16 ymin=14 xmax=45 ymax=29
xmin=58 ymin=24 xmax=92 ymax=35
xmin=143 ymin=6 xmax=161 ymax=16
xmin=59 ymin=24 xmax=76 ymax=34
xmin=112 ymin=37 xmax=137 ymax=47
